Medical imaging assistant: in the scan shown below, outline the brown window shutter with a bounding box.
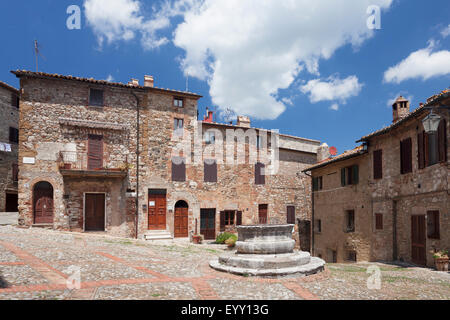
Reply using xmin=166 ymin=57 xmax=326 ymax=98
xmin=255 ymin=162 xmax=265 ymax=185
xmin=9 ymin=127 xmax=19 ymax=143
xmin=424 ymin=133 xmax=429 ymax=167
xmin=287 ymin=206 xmax=295 ymax=224
xmin=236 ymin=211 xmax=242 ymax=226
xmin=373 ymin=150 xmax=382 ymax=179
xmin=88 ymin=135 xmax=103 ymax=170
xmin=418 ymin=132 xmax=425 ymax=169
xmin=400 ymin=138 xmax=412 ymax=174
xmin=172 ymin=157 xmax=186 ymax=182
xmin=220 ymin=211 xmax=225 ymax=231
xmin=204 ymin=160 xmax=217 ymax=182
xmin=438 ymin=120 xmax=447 ymax=163
xmin=375 ymin=213 xmax=383 ymax=230
xmin=12 ymin=164 xmax=18 ymax=182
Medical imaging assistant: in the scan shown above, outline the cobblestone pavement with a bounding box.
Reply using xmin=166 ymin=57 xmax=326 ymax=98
xmin=0 ymin=225 xmax=448 ymax=300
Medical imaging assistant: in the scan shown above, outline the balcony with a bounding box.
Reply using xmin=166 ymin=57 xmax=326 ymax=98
xmin=58 ymin=151 xmax=129 ymax=179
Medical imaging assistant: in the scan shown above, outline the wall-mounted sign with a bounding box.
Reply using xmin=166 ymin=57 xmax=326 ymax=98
xmin=23 ymin=157 xmax=35 ymax=164
xmin=149 ymin=201 xmax=155 ymax=207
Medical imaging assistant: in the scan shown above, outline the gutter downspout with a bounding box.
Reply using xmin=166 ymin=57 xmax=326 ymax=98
xmin=132 ymin=92 xmax=140 ymax=240
xmin=304 ymin=171 xmax=314 ymax=256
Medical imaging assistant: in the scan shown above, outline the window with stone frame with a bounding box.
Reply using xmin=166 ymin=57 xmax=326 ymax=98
xmin=341 ymin=165 xmax=358 ymax=186
xmin=313 ymin=176 xmax=323 ymax=191
xmin=287 ymin=206 xmax=296 ymax=224
xmin=11 ymin=93 xmax=19 ymax=108
xmin=89 ymin=88 xmax=104 ymax=107
xmin=204 ymin=130 xmax=215 ymax=145
xmin=255 ymin=162 xmax=265 ymax=185
xmin=427 ymin=211 xmax=440 ymax=239
xmin=256 ymin=135 xmax=263 ymax=149
xmin=418 ymin=120 xmax=447 ymax=169
xmin=204 ymin=159 xmax=217 ymax=183
xmin=345 ymin=210 xmax=355 ymax=233
xmin=315 ymin=219 xmax=322 ymax=233
xmin=173 ymin=97 xmax=184 ymax=108
xmin=174 ymin=118 xmax=184 ymax=137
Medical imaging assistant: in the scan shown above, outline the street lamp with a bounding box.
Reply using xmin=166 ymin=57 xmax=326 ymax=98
xmin=422 ymin=110 xmax=441 ymax=134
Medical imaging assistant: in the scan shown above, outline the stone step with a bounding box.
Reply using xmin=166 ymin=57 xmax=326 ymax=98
xmin=31 ymin=224 xmax=53 ymax=229
xmin=144 ymin=230 xmax=173 ymax=240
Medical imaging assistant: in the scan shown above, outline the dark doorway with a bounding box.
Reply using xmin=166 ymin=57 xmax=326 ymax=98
xmin=5 ymin=193 xmax=18 ymax=212
xmin=200 ymin=209 xmax=216 ymax=240
xmin=411 ymin=215 xmax=426 ymax=266
xmin=33 ymin=182 xmax=54 ymax=224
xmin=258 ymin=204 xmax=268 ymax=224
xmin=148 ymin=190 xmax=167 ymax=230
xmin=174 ymin=200 xmax=189 ymax=238
xmin=85 ymin=193 xmax=105 ymax=231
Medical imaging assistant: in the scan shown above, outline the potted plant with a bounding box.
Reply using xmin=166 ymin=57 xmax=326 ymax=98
xmin=192 ymin=234 xmax=203 ymax=244
xmin=433 ymin=250 xmax=449 ymax=271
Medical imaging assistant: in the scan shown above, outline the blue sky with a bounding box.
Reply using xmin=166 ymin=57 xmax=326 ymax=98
xmin=0 ymin=0 xmax=449 ymax=154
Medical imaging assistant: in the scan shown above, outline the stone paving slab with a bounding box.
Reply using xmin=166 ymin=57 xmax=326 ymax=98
xmin=0 ymin=213 xmax=18 ymax=226
xmin=0 ymin=226 xmax=449 ymax=300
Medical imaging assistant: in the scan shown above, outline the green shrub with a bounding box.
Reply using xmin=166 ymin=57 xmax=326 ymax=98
xmin=215 ymin=232 xmax=237 ymax=244
xmin=225 ymin=236 xmax=237 ymax=248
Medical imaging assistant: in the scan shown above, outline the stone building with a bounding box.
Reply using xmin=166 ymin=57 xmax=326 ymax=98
xmin=0 ymin=81 xmax=19 ymax=212
xmin=12 ymin=70 xmax=322 ymax=245
xmin=304 ymin=90 xmax=449 ymax=267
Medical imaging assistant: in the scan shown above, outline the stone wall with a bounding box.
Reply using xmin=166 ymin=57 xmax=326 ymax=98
xmin=17 ymin=74 xmax=321 ymax=244
xmin=0 ymin=85 xmax=19 ymax=212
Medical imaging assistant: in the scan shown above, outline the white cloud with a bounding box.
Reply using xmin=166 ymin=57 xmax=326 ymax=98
xmin=330 ymin=103 xmax=339 ymax=111
xmin=173 ymin=0 xmax=392 ymax=119
xmin=84 ymin=0 xmax=192 ymax=49
xmin=383 ymin=41 xmax=450 ymax=84
xmin=301 ymin=75 xmax=363 ymax=104
xmin=441 ymin=24 xmax=450 ymax=38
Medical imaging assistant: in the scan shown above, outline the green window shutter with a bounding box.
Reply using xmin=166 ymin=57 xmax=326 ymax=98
xmin=352 ymin=165 xmax=359 ymax=185
xmin=341 ymin=168 xmax=346 ymax=187
xmin=312 ymin=177 xmax=318 ymax=191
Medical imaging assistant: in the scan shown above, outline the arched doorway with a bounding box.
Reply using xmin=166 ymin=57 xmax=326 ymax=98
xmin=174 ymin=200 xmax=189 ymax=238
xmin=33 ymin=181 xmax=54 ymax=224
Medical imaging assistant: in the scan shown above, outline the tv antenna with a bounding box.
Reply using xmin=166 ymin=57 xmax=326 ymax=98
xmin=34 ymin=40 xmax=46 ymax=72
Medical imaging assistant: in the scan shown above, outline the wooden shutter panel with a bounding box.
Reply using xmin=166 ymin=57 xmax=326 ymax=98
xmin=88 ymin=135 xmax=103 ymax=170
xmin=373 ymin=150 xmax=382 ymax=179
xmin=341 ymin=168 xmax=346 ymax=187
xmin=172 ymin=157 xmax=186 ymax=182
xmin=12 ymin=164 xmax=18 ymax=182
xmin=418 ymin=132 xmax=425 ymax=169
xmin=401 ymin=138 xmax=412 ymax=174
xmin=236 ymin=211 xmax=242 ymax=226
xmin=438 ymin=120 xmax=447 ymax=163
xmin=255 ymin=162 xmax=265 ymax=185
xmin=352 ymin=165 xmax=359 ymax=185
xmin=220 ymin=211 xmax=225 ymax=231
xmin=287 ymin=206 xmax=295 ymax=224
xmin=204 ymin=160 xmax=217 ymax=182
xmin=375 ymin=213 xmax=383 ymax=230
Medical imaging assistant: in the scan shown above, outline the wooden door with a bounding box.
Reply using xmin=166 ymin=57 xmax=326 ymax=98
xmin=174 ymin=207 xmax=188 ymax=238
xmin=259 ymin=204 xmax=268 ymax=224
xmin=88 ymin=135 xmax=103 ymax=170
xmin=34 ymin=183 xmax=53 ymax=224
xmin=411 ymin=215 xmax=426 ymax=266
xmin=85 ymin=194 xmax=105 ymax=231
xmin=148 ymin=194 xmax=166 ymax=230
xmin=200 ymin=209 xmax=216 ymax=240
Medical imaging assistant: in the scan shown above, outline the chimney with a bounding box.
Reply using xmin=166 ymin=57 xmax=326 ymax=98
xmin=128 ymin=79 xmax=139 ymax=86
xmin=203 ymin=108 xmax=213 ymax=123
xmin=144 ymin=75 xmax=154 ymax=88
xmin=316 ymin=143 xmax=331 ymax=162
xmin=237 ymin=116 xmax=251 ymax=128
xmin=392 ymin=96 xmax=410 ymax=123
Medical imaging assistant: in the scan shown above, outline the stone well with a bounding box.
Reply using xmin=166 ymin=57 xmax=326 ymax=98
xmin=209 ymin=224 xmax=325 ymax=277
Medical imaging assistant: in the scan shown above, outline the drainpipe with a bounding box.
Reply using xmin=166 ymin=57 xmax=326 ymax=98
xmin=304 ymin=171 xmax=314 ymax=256
xmin=132 ymin=92 xmax=140 ymax=239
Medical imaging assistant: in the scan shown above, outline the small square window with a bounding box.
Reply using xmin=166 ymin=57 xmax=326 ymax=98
xmin=375 ymin=213 xmax=383 ymax=230
xmin=174 ymin=97 xmax=184 ymax=108
xmin=89 ymin=89 xmax=104 ymax=107
xmin=346 ymin=251 xmax=357 ymax=262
